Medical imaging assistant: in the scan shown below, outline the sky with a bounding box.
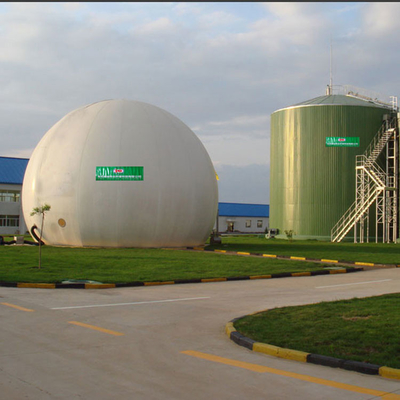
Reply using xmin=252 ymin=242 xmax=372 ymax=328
xmin=2 ymin=2 xmax=400 ymax=204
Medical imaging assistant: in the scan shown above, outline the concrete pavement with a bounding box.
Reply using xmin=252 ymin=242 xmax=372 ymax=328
xmin=1 ymin=267 xmax=400 ymax=399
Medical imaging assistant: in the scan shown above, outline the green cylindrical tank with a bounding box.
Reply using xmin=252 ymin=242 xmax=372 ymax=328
xmin=270 ymin=94 xmax=391 ymax=240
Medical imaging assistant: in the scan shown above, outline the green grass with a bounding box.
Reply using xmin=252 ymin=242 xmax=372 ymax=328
xmin=209 ymin=236 xmax=400 ymax=265
xmin=0 ymin=245 xmax=330 ymax=283
xmin=2 ymin=235 xmax=398 ymax=283
xmin=234 ymin=294 xmax=400 ymax=369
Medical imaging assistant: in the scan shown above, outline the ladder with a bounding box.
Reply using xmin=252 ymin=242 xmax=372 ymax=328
xmin=331 ymin=116 xmax=398 ymax=242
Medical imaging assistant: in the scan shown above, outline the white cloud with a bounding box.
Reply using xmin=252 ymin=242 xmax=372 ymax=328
xmin=60 ymin=2 xmax=86 ymax=12
xmin=132 ymin=17 xmax=177 ymax=36
xmin=173 ymin=2 xmax=203 ymax=16
xmin=1 ymin=2 xmax=400 ymax=203
xmin=198 ymin=11 xmax=241 ymax=28
xmin=362 ymin=2 xmax=400 ymax=37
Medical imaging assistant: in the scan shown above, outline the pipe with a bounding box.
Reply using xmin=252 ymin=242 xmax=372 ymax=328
xmin=30 ymin=225 xmax=45 ymax=246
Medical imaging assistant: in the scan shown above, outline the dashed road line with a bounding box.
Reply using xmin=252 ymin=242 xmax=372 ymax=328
xmin=316 ymin=279 xmax=392 ymax=289
xmin=51 ymin=296 xmax=211 ymax=310
xmin=1 ymin=302 xmax=35 ymax=312
xmin=68 ymin=321 xmax=124 ymax=336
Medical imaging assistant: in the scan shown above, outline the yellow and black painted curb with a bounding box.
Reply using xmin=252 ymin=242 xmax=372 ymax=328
xmin=0 ymin=266 xmax=363 ymax=289
xmin=186 ymin=246 xmax=400 ymax=268
xmin=226 ymin=320 xmax=400 ymax=380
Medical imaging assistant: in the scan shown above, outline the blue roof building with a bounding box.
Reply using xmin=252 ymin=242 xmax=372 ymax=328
xmin=216 ymin=202 xmax=269 ymax=233
xmin=0 ymin=156 xmax=29 ymax=235
xmin=0 ymin=156 xmax=29 ymax=184
xmin=218 ymin=202 xmax=269 ymax=218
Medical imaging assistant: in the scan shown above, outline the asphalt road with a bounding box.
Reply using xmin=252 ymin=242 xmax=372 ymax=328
xmin=1 ymin=267 xmax=400 ymax=400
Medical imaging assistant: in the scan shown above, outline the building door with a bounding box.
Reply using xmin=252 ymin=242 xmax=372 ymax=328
xmin=227 ymin=222 xmax=235 ymax=232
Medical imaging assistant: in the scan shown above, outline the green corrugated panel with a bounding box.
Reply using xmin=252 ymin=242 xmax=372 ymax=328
xmin=270 ymin=95 xmax=390 ymax=240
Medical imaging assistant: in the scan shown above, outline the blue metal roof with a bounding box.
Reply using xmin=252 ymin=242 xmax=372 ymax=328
xmin=218 ymin=202 xmax=269 ymax=218
xmin=0 ymin=157 xmax=29 ymax=185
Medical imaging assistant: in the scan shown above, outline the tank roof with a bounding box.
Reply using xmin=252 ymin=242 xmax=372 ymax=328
xmin=274 ymin=94 xmax=392 ymax=113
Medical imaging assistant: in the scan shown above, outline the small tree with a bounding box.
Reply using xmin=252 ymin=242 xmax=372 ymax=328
xmin=30 ymin=204 xmax=51 ymax=269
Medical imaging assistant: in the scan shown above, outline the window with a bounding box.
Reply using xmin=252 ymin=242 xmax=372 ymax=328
xmin=0 ymin=215 xmax=19 ymax=227
xmin=257 ymin=220 xmax=263 ymax=228
xmin=0 ymin=190 xmax=21 ymax=202
xmin=245 ymin=220 xmax=251 ymax=228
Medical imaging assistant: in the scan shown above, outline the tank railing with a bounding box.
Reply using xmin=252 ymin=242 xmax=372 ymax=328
xmin=342 ymin=85 xmax=398 ymax=110
xmin=331 ymin=179 xmax=382 ymax=242
xmin=363 ymin=117 xmax=397 ymax=163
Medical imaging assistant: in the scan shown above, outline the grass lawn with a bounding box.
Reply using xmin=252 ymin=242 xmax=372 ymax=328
xmin=0 ymin=245 xmax=333 ymax=284
xmin=209 ymin=236 xmax=400 ymax=265
xmin=234 ymin=293 xmax=400 ymax=369
xmin=1 ymin=235 xmax=398 ymax=283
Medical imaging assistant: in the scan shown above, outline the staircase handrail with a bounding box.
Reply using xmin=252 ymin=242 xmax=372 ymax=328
xmin=331 ymin=115 xmax=398 ymax=242
xmin=357 ymin=155 xmax=388 ymax=187
xmin=363 ymin=117 xmax=397 ymax=162
xmin=331 ymin=179 xmax=381 ymax=242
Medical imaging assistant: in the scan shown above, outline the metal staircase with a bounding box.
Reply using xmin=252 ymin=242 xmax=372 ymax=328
xmin=331 ymin=116 xmax=398 ymax=242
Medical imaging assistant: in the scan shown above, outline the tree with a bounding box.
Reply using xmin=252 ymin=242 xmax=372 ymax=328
xmin=30 ymin=204 xmax=51 ymax=269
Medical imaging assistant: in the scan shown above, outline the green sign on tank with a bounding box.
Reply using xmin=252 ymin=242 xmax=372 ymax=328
xmin=96 ymin=166 xmax=144 ymax=181
xmin=326 ymin=137 xmax=360 ymax=147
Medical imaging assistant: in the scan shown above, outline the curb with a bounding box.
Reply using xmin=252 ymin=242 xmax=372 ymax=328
xmin=225 ymin=320 xmax=400 ymax=380
xmin=0 ymin=266 xmax=363 ymax=289
xmin=186 ymin=246 xmax=399 ymax=269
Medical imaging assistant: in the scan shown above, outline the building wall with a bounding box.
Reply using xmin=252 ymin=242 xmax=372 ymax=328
xmin=0 ymin=183 xmax=27 ymax=235
xmin=215 ymin=216 xmax=269 ymax=233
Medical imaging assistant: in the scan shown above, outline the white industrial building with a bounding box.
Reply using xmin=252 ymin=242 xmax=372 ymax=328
xmin=0 ymin=157 xmax=29 ymax=235
xmin=216 ymin=202 xmax=269 ymax=234
xmin=22 ymin=100 xmax=219 ymax=248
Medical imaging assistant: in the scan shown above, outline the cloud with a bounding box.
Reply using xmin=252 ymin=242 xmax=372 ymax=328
xmin=362 ymin=2 xmax=400 ymax=38
xmin=198 ymin=11 xmax=241 ymax=29
xmin=61 ymin=2 xmax=86 ymax=12
xmin=173 ymin=2 xmax=203 ymax=16
xmin=132 ymin=17 xmax=177 ymax=36
xmin=1 ymin=3 xmax=400 ymax=204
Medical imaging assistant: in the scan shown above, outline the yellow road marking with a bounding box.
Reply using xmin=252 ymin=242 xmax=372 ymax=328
xmin=85 ymin=283 xmax=116 ymax=289
xmin=291 ymin=272 xmax=311 ymax=277
xmin=68 ymin=321 xmax=124 ymax=336
xmin=214 ymin=249 xmax=227 ymax=253
xmin=355 ymin=262 xmax=375 ymax=266
xmin=144 ymin=281 xmax=175 ymax=286
xmin=201 ymin=278 xmax=227 ymax=282
xmin=1 ymin=302 xmax=34 ymax=312
xmin=250 ymin=275 xmax=272 ymax=279
xmin=321 ymin=259 xmax=338 ymax=263
xmin=237 ymin=252 xmax=250 ymax=255
xmin=262 ymin=254 xmax=277 ymax=258
xmin=290 ymin=256 xmax=306 ymax=260
xmin=17 ymin=283 xmax=55 ymax=289
xmin=181 ymin=351 xmax=400 ymax=399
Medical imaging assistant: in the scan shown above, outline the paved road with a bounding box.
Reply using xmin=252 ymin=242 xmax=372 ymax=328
xmin=1 ymin=267 xmax=400 ymax=399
